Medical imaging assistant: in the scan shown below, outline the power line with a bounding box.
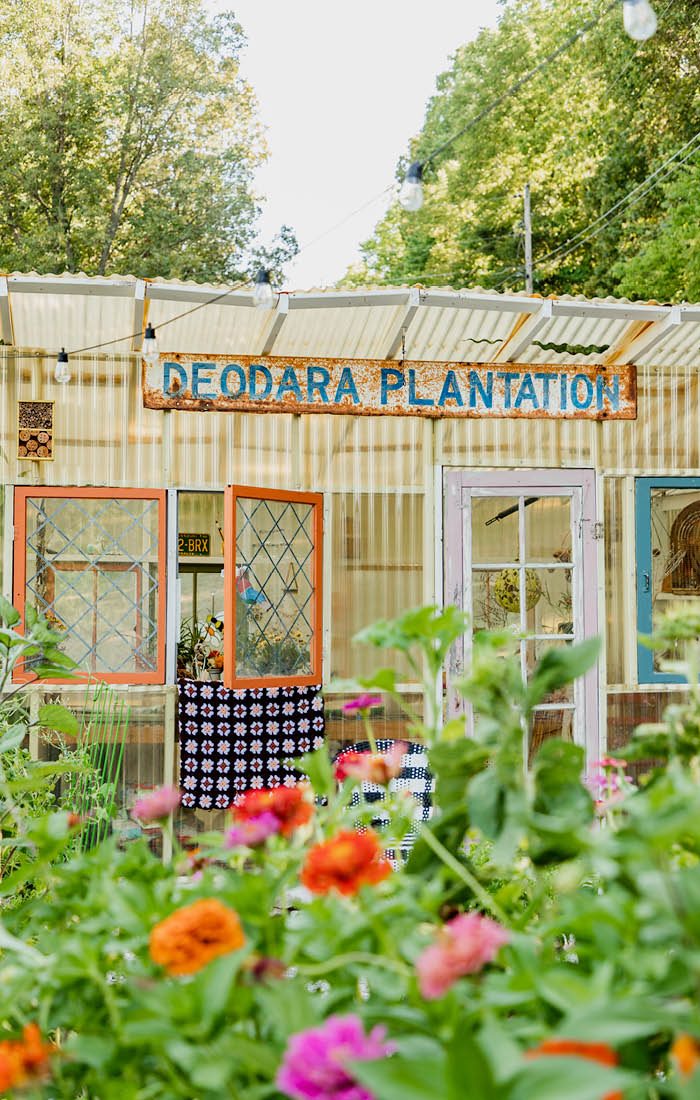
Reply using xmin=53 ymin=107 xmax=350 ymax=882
xmin=419 ymin=0 xmax=620 ymax=171
xmin=536 ymin=130 xmax=700 ymax=270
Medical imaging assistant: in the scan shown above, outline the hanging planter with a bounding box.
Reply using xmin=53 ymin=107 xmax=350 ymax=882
xmin=493 ymin=568 xmax=542 ymax=613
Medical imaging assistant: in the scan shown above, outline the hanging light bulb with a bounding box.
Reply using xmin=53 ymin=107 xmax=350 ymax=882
xmin=399 ymin=161 xmax=424 ymax=212
xmin=54 ymin=348 xmax=71 ymax=384
xmin=141 ymin=323 xmax=159 ymax=366
xmin=623 ymin=0 xmax=657 ymax=41
xmin=253 ymin=268 xmax=274 ymax=310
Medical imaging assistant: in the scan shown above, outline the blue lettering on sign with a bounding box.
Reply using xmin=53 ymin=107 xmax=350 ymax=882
xmin=438 ymin=370 xmax=464 ymax=407
xmin=534 ymin=372 xmax=553 ymax=409
xmin=496 ymin=371 xmax=519 ymax=410
xmin=334 ymin=367 xmax=360 ymax=404
xmin=469 ymin=370 xmax=493 ymax=409
xmin=163 ymin=361 xmax=187 ymax=397
xmin=276 ymin=366 xmax=303 ymax=401
xmin=220 ymin=364 xmax=246 ymax=397
xmin=380 ymin=368 xmax=405 ymax=405
xmin=408 ymin=368 xmax=434 ymax=407
xmin=571 ymin=373 xmax=594 ymax=410
xmin=307 ymin=366 xmax=330 ymax=403
xmin=560 ymin=373 xmax=568 ymax=411
xmin=250 ymin=365 xmax=273 ymax=399
xmin=192 ymin=362 xmax=216 ymax=399
xmin=596 ymin=374 xmax=619 ymax=411
xmin=514 ymin=372 xmax=538 ymax=409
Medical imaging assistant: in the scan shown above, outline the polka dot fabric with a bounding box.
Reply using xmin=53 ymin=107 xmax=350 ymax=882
xmin=178 ymin=679 xmax=324 ymax=809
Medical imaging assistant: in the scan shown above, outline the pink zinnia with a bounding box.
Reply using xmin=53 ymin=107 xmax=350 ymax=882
xmin=594 ymin=756 xmax=627 ymax=769
xmin=277 ymin=1014 xmax=395 ymax=1100
xmin=335 ymin=742 xmax=406 ymax=785
xmin=342 ymin=694 xmax=383 ymax=714
xmin=132 ymin=785 xmax=181 ymax=822
xmin=416 ymin=912 xmax=509 ymax=1000
xmin=225 ymin=811 xmax=280 ymax=848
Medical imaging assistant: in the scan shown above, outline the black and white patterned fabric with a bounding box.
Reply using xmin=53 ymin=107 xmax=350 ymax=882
xmin=178 ymin=679 xmax=324 ymax=809
xmin=335 ymin=739 xmax=433 ymax=861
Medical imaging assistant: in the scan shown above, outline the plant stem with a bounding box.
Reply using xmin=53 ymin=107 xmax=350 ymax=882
xmin=362 ymin=713 xmax=378 ymax=754
xmin=418 ymin=824 xmax=509 ymax=925
xmin=296 ymin=951 xmax=411 ymax=978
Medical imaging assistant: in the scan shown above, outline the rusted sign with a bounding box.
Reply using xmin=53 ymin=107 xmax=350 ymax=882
xmin=143 ymin=354 xmax=637 ymax=419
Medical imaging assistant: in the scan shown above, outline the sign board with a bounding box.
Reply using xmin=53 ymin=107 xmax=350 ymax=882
xmin=144 ymin=354 xmax=636 ymax=420
xmin=178 ymin=533 xmax=210 ymax=556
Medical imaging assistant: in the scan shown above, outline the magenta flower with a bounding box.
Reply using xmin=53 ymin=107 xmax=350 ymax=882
xmin=131 ymin=785 xmax=181 ymax=822
xmin=225 ymin=811 xmax=280 ymax=848
xmin=416 ymin=912 xmax=509 ymax=1000
xmin=593 ymin=756 xmax=627 ymax=770
xmin=342 ymin=694 xmax=383 ymax=714
xmin=276 ymin=1014 xmax=396 ymax=1100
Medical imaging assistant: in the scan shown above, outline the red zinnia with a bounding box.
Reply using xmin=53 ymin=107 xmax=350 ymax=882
xmin=527 ymin=1039 xmax=622 ymax=1100
xmin=233 ymin=785 xmax=313 ymax=837
xmin=0 ymin=1024 xmax=53 ymax=1092
xmin=300 ymin=828 xmax=392 ymax=896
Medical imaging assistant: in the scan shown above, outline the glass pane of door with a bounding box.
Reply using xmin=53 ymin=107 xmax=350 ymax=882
xmin=446 ymin=473 xmax=597 ymax=762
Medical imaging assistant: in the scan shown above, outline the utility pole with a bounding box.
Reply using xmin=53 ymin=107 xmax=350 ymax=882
xmin=523 ymin=183 xmax=533 ymax=293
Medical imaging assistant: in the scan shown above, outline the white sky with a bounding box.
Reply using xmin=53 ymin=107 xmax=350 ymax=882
xmin=225 ymin=0 xmax=503 ymax=290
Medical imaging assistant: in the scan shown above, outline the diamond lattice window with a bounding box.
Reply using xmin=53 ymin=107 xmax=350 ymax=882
xmin=225 ymin=487 xmax=323 ymax=687
xmin=14 ymin=489 xmax=166 ymax=683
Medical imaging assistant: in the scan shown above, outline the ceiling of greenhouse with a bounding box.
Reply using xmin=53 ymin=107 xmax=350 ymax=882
xmin=1 ymin=272 xmax=699 ymax=369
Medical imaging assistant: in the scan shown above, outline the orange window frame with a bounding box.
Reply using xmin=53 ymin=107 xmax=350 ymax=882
xmin=13 ymin=486 xmax=167 ymax=685
xmin=224 ymin=486 xmax=323 ymax=690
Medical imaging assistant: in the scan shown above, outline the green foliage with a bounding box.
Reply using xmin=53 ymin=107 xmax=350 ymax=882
xmin=5 ymin=602 xmax=700 ymax=1096
xmin=343 ymin=0 xmax=700 ymax=302
xmin=0 ymin=0 xmax=297 ymax=281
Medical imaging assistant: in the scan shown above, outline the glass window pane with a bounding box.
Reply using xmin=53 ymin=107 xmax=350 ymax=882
xmin=23 ymin=494 xmax=161 ymax=678
xmin=471 ymin=496 xmax=519 ymax=564
xmin=525 ymin=496 xmax=572 ymax=563
xmin=650 ymin=487 xmax=700 ymax=671
xmin=235 ymin=495 xmax=318 ymax=680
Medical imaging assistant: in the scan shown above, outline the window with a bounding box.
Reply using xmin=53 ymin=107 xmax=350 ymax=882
xmin=224 ymin=486 xmax=323 ymax=688
xmin=13 ymin=488 xmax=166 ymax=684
xmin=636 ymin=477 xmax=700 ymax=684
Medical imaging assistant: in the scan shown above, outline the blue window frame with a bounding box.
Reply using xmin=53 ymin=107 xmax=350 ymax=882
xmin=636 ymin=477 xmax=700 ymax=684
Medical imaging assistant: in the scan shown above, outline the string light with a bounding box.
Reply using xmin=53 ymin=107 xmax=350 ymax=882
xmin=141 ymin=323 xmax=159 ymax=366
xmin=399 ymin=162 xmax=424 ymax=212
xmin=623 ymin=0 xmax=658 ymax=40
xmin=253 ymin=268 xmax=274 ymax=309
xmin=54 ymin=348 xmax=71 ymax=384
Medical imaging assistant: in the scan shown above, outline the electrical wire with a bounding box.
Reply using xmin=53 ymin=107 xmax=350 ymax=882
xmin=419 ymin=0 xmax=620 ymax=171
xmin=535 ymin=129 xmax=700 ymax=271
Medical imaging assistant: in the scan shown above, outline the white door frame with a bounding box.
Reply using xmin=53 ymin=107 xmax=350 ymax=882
xmin=444 ymin=468 xmax=600 ymax=765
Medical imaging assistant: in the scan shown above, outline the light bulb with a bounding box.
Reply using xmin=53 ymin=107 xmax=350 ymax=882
xmin=142 ymin=323 xmax=159 ymax=366
xmin=399 ymin=161 xmax=424 ymax=212
xmin=253 ymin=268 xmax=274 ymax=309
xmin=623 ymin=0 xmax=657 ymax=41
xmin=54 ymin=348 xmax=71 ymax=384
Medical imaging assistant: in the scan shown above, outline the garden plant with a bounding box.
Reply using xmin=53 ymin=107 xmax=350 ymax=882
xmin=1 ymin=598 xmax=700 ymax=1097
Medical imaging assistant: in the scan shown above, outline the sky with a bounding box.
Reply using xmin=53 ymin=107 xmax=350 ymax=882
xmin=224 ymin=0 xmax=503 ymax=290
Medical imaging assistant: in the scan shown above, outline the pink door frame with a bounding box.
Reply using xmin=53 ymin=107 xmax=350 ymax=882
xmin=444 ymin=468 xmax=600 ymax=765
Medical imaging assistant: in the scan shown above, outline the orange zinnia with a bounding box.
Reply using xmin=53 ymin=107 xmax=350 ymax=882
xmin=671 ymin=1034 xmax=700 ymax=1078
xmin=300 ymin=828 xmax=392 ymax=896
xmin=149 ymin=898 xmax=245 ymax=976
xmin=527 ymin=1039 xmax=621 ymax=1100
xmin=0 ymin=1024 xmax=53 ymax=1092
xmin=233 ymin=786 xmax=313 ymax=837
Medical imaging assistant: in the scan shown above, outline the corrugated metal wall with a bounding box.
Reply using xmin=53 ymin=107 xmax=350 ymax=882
xmin=2 ymin=348 xmax=699 ymax=824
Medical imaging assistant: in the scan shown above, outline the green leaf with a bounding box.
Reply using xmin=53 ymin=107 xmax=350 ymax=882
xmin=526 ymin=638 xmax=600 ymax=711
xmin=350 ymin=1037 xmax=448 ymax=1100
xmin=0 ymin=724 xmax=26 ymax=754
xmin=0 ymin=596 xmax=20 ymax=626
xmin=294 ymin=742 xmax=335 ymax=798
xmin=38 ymin=702 xmax=79 ymax=736
xmin=0 ymin=920 xmax=46 ymax=964
xmin=63 ymin=1034 xmax=117 ymax=1069
xmin=197 ymin=950 xmax=245 ymax=1032
xmin=509 ymin=1056 xmax=637 ymax=1100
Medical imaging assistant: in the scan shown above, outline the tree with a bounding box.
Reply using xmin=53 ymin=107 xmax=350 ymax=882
xmin=0 ymin=0 xmax=297 ymax=281
xmin=343 ymin=0 xmax=700 ymax=302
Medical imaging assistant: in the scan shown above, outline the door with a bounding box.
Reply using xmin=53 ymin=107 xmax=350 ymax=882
xmin=444 ymin=469 xmax=599 ymax=764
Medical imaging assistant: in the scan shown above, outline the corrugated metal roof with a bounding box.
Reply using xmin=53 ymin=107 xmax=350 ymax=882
xmin=1 ymin=272 xmax=698 ymax=368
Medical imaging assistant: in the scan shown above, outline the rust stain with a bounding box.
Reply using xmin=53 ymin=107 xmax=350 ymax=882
xmin=142 ymin=353 xmax=637 ymax=421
